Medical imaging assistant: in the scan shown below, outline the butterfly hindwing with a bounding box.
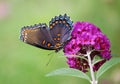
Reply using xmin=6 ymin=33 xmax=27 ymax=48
xmin=20 ymin=23 xmax=55 ymax=50
xmin=49 ymin=14 xmax=73 ymax=49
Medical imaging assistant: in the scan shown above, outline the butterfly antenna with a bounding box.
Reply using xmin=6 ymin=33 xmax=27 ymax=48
xmin=46 ymin=51 xmax=55 ymax=66
xmin=21 ymin=36 xmax=55 ymax=66
xmin=48 ymin=51 xmax=54 ymax=56
xmin=56 ymin=50 xmax=66 ymax=59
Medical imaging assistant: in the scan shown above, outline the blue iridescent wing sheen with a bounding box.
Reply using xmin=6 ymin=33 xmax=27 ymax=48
xmin=20 ymin=23 xmax=55 ymax=50
xmin=49 ymin=14 xmax=73 ymax=50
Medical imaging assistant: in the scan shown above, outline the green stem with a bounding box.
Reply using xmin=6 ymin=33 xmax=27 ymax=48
xmin=87 ymin=51 xmax=98 ymax=84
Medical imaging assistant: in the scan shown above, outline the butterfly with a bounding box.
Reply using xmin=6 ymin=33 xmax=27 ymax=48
xmin=20 ymin=14 xmax=73 ymax=52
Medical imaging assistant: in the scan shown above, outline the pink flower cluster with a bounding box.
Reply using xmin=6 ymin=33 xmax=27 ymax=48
xmin=64 ymin=22 xmax=111 ymax=72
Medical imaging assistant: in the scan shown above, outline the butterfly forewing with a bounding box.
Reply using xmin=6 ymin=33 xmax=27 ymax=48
xmin=20 ymin=23 xmax=55 ymax=50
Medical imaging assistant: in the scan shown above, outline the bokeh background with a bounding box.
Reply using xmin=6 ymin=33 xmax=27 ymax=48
xmin=0 ymin=0 xmax=120 ymax=84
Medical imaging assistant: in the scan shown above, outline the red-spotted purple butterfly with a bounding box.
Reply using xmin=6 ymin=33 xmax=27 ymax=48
xmin=20 ymin=14 xmax=73 ymax=52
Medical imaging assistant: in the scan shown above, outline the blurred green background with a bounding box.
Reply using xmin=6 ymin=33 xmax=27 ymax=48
xmin=0 ymin=0 xmax=120 ymax=84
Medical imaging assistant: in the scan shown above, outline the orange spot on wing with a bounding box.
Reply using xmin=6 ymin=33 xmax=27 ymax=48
xmin=42 ymin=40 xmax=46 ymax=45
xmin=59 ymin=21 xmax=62 ymax=23
xmin=55 ymin=43 xmax=61 ymax=47
xmin=63 ymin=20 xmax=66 ymax=23
xmin=50 ymin=26 xmax=53 ymax=29
xmin=66 ymin=24 xmax=69 ymax=27
xmin=54 ymin=38 xmax=56 ymax=40
xmin=57 ymin=34 xmax=61 ymax=36
xmin=52 ymin=23 xmax=55 ymax=26
xmin=47 ymin=43 xmax=51 ymax=47
xmin=55 ymin=21 xmax=58 ymax=24
xmin=57 ymin=38 xmax=60 ymax=41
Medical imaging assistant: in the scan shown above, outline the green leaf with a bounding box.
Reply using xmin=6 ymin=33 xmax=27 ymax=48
xmin=96 ymin=58 xmax=120 ymax=79
xmin=46 ymin=68 xmax=90 ymax=81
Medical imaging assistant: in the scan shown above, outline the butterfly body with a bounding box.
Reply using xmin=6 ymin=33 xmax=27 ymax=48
xmin=20 ymin=14 xmax=73 ymax=52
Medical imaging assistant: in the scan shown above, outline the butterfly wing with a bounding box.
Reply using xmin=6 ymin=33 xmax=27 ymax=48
xmin=20 ymin=23 xmax=55 ymax=50
xmin=49 ymin=14 xmax=73 ymax=49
